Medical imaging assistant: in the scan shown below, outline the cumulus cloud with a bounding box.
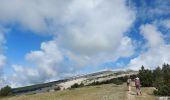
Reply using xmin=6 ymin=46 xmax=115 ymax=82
xmin=8 ymin=64 xmax=41 ymax=87
xmin=140 ymin=24 xmax=164 ymax=48
xmin=0 ymin=55 xmax=6 ymax=69
xmin=132 ymin=0 xmax=170 ymax=20
xmin=0 ymin=29 xmax=7 ymax=88
xmin=161 ymin=19 xmax=170 ymax=29
xmin=0 ymin=0 xmax=71 ymax=34
xmin=26 ymin=40 xmax=64 ymax=77
xmin=10 ymin=36 xmax=135 ymax=87
xmin=0 ymin=54 xmax=6 ymax=88
xmin=128 ymin=24 xmax=170 ymax=70
xmin=0 ymin=0 xmax=136 ymax=87
xmin=56 ymin=0 xmax=135 ymax=66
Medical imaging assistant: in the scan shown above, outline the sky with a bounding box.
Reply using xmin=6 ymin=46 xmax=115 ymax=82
xmin=0 ymin=0 xmax=169 ymax=88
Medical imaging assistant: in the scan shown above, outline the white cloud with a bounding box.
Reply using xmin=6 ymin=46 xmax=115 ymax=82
xmin=11 ymin=35 xmax=135 ymax=87
xmin=0 ymin=30 xmax=6 ymax=67
xmin=0 ymin=0 xmax=136 ymax=34
xmin=133 ymin=0 xmax=170 ymax=20
xmin=0 ymin=29 xmax=7 ymax=88
xmin=65 ymin=36 xmax=135 ymax=67
xmin=0 ymin=55 xmax=6 ymax=69
xmin=26 ymin=40 xmax=64 ymax=77
xmin=128 ymin=24 xmax=170 ymax=70
xmin=55 ymin=0 xmax=135 ymax=67
xmin=0 ymin=0 xmax=136 ymax=87
xmin=0 ymin=0 xmax=168 ymax=87
xmin=10 ymin=64 xmax=40 ymax=87
xmin=140 ymin=24 xmax=164 ymax=48
xmin=0 ymin=0 xmax=67 ymax=33
xmin=58 ymin=0 xmax=135 ymax=55
xmin=161 ymin=19 xmax=170 ymax=29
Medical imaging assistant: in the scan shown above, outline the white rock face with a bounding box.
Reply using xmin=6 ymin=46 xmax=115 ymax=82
xmin=57 ymin=70 xmax=138 ymax=90
xmin=58 ymin=78 xmax=87 ymax=90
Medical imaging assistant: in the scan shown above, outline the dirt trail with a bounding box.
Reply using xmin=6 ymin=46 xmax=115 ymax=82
xmin=126 ymin=82 xmax=137 ymax=100
xmin=127 ymin=91 xmax=136 ymax=100
xmin=126 ymin=81 xmax=149 ymax=100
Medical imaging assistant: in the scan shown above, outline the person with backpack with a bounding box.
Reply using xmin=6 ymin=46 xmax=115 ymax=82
xmin=135 ymin=77 xmax=142 ymax=95
xmin=127 ymin=76 xmax=131 ymax=91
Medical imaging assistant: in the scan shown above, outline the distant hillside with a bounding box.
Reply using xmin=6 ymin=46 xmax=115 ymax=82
xmin=12 ymin=70 xmax=138 ymax=95
xmin=12 ymin=79 xmax=68 ymax=94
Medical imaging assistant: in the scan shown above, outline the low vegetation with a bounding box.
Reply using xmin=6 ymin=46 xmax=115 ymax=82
xmin=87 ymin=78 xmax=124 ymax=86
xmin=86 ymin=76 xmax=137 ymax=86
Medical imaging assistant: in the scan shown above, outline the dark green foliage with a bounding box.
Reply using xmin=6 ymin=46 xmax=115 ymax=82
xmin=70 ymin=83 xmax=84 ymax=88
xmin=87 ymin=77 xmax=126 ymax=86
xmin=154 ymin=85 xmax=170 ymax=96
xmin=138 ymin=65 xmax=153 ymax=87
xmin=130 ymin=74 xmax=137 ymax=80
xmin=138 ymin=64 xmax=170 ymax=96
xmin=153 ymin=67 xmax=165 ymax=88
xmin=54 ymin=86 xmax=61 ymax=91
xmin=0 ymin=86 xmax=13 ymax=97
xmin=79 ymin=83 xmax=85 ymax=87
xmin=153 ymin=64 xmax=170 ymax=96
xmin=71 ymin=83 xmax=79 ymax=88
xmin=88 ymin=81 xmax=101 ymax=86
xmin=162 ymin=64 xmax=170 ymax=85
xmin=153 ymin=77 xmax=165 ymax=89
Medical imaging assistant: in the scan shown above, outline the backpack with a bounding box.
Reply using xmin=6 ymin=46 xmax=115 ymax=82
xmin=135 ymin=80 xmax=140 ymax=86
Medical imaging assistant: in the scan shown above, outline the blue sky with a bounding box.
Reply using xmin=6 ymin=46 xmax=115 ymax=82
xmin=0 ymin=0 xmax=169 ymax=88
xmin=6 ymin=29 xmax=51 ymax=64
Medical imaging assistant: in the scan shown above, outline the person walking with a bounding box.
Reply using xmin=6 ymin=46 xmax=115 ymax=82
xmin=135 ymin=77 xmax=142 ymax=95
xmin=127 ymin=76 xmax=131 ymax=91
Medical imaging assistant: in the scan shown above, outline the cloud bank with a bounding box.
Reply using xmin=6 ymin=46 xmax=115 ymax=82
xmin=0 ymin=28 xmax=7 ymax=88
xmin=0 ymin=0 xmax=168 ymax=88
xmin=128 ymin=23 xmax=170 ymax=70
xmin=0 ymin=0 xmax=136 ymax=87
xmin=0 ymin=0 xmax=170 ymax=87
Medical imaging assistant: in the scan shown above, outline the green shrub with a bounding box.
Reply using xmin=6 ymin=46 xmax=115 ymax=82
xmin=154 ymin=85 xmax=170 ymax=96
xmin=87 ymin=77 xmax=124 ymax=86
xmin=54 ymin=86 xmax=61 ymax=91
xmin=70 ymin=83 xmax=84 ymax=89
xmin=0 ymin=86 xmax=13 ymax=97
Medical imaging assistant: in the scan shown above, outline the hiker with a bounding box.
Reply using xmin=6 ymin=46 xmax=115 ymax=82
xmin=135 ymin=77 xmax=142 ymax=95
xmin=127 ymin=76 xmax=131 ymax=91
